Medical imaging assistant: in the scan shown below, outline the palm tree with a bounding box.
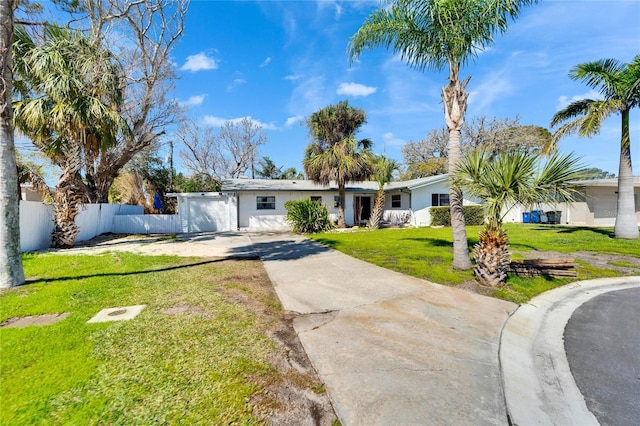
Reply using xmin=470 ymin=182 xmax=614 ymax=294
xmin=0 ymin=0 xmax=25 ymax=287
xmin=454 ymin=149 xmax=587 ymax=287
xmin=349 ymin=0 xmax=537 ymax=270
xmin=304 ymin=101 xmax=374 ymax=228
xmin=369 ymin=155 xmax=399 ymax=229
xmin=551 ymin=56 xmax=640 ymax=239
xmin=13 ymin=24 xmax=128 ymax=248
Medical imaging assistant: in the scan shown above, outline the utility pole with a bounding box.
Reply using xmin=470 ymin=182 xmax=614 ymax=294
xmin=168 ymin=140 xmax=174 ymax=190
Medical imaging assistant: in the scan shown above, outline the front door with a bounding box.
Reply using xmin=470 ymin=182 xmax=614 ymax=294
xmin=354 ymin=196 xmax=372 ymax=225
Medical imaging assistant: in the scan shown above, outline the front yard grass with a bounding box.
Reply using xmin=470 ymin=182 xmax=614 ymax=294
xmin=311 ymin=224 xmax=640 ymax=303
xmin=0 ymin=252 xmax=327 ymax=425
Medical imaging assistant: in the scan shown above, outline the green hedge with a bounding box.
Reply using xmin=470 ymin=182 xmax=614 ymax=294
xmin=430 ymin=205 xmax=485 ymax=226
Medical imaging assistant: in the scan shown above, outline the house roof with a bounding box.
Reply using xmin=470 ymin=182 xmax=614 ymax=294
xmin=222 ymin=175 xmax=449 ymax=193
xmin=570 ymin=177 xmax=640 ymax=187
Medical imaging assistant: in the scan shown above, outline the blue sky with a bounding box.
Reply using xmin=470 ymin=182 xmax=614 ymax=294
xmin=170 ymin=0 xmax=640 ymax=178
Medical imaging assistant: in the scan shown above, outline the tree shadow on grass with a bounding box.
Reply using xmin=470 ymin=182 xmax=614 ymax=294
xmin=400 ymin=237 xmax=453 ymax=248
xmin=23 ymin=257 xmax=251 ymax=285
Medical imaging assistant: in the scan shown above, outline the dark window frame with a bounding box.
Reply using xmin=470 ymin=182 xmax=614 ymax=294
xmin=310 ymin=196 xmax=322 ymax=203
xmin=431 ymin=193 xmax=450 ymax=207
xmin=257 ymin=196 xmax=276 ymax=210
xmin=391 ymin=194 xmax=401 ymax=208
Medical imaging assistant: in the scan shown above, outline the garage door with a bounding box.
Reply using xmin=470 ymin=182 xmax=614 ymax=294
xmin=184 ymin=196 xmax=233 ymax=232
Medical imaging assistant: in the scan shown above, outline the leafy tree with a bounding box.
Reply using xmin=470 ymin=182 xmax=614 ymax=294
xmin=369 ymin=155 xmax=399 ymax=229
xmin=16 ymin=152 xmax=48 ymax=200
xmin=256 ymin=157 xmax=281 ymax=179
xmin=13 ymin=24 xmax=127 ymax=248
xmin=303 ymin=100 xmax=374 ymax=228
xmin=582 ymin=167 xmax=616 ymax=180
xmin=400 ymin=128 xmax=448 ymax=179
xmin=280 ymin=167 xmax=304 ymax=180
xmin=0 ymin=0 xmax=25 ymax=287
xmin=349 ymin=0 xmax=537 ymax=270
xmin=551 ymin=56 xmax=640 ymax=239
xmin=175 ymin=173 xmax=220 ymax=193
xmin=454 ymin=149 xmax=587 ymax=287
xmin=257 ymin=156 xmax=304 ymax=180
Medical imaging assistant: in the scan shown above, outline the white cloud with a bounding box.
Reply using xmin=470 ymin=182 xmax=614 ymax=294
xmin=285 ymin=115 xmax=304 ymax=127
xmin=202 ymin=115 xmax=278 ymax=130
xmin=284 ymin=74 xmax=304 ymax=81
xmin=316 ymin=0 xmax=343 ymax=19
xmin=467 ymin=70 xmax=513 ymax=112
xmin=260 ymin=57 xmax=272 ymax=68
xmin=382 ymin=132 xmax=406 ymax=148
xmin=178 ymin=94 xmax=206 ymax=107
xmin=180 ymin=52 xmax=219 ymax=72
xmin=556 ymin=90 xmax=601 ymax=110
xmin=227 ymin=78 xmax=247 ymax=91
xmin=336 ymin=82 xmax=377 ymax=97
xmin=288 ymin=75 xmax=330 ymax=115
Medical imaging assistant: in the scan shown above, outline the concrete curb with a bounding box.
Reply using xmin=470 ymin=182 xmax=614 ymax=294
xmin=500 ymin=276 xmax=640 ymax=426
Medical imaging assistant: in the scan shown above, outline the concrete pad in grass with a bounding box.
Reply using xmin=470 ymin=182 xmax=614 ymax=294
xmin=87 ymin=305 xmax=146 ymax=323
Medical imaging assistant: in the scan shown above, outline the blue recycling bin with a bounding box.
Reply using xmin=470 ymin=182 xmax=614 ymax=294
xmin=531 ymin=210 xmax=542 ymax=223
xmin=522 ymin=212 xmax=531 ymax=223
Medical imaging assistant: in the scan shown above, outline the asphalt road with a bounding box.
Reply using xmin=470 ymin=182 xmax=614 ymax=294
xmin=564 ymin=287 xmax=640 ymax=426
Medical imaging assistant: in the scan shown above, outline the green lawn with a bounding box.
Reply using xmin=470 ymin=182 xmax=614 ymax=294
xmin=311 ymin=224 xmax=640 ymax=303
xmin=0 ymin=252 xmax=314 ymax=425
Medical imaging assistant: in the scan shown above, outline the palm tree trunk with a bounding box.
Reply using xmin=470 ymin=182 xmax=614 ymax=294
xmin=337 ymin=185 xmax=346 ymax=228
xmin=369 ymin=189 xmax=385 ymax=229
xmin=443 ymin=66 xmax=472 ymax=270
xmin=0 ymin=0 xmax=25 ymax=287
xmin=614 ymin=110 xmax=639 ymax=239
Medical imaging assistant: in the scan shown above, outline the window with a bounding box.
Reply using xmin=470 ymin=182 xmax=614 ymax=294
xmin=432 ymin=193 xmax=450 ymax=206
xmin=257 ymin=196 xmax=276 ymax=210
xmin=310 ymin=196 xmax=322 ymax=203
xmin=391 ymin=194 xmax=401 ymax=208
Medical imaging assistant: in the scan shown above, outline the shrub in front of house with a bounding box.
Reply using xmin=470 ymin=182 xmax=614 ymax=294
xmin=285 ymin=199 xmax=335 ymax=234
xmin=430 ymin=205 xmax=485 ymax=226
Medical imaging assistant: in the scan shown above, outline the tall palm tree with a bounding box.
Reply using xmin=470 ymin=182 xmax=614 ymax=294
xmin=304 ymin=101 xmax=374 ymax=228
xmin=454 ymin=149 xmax=587 ymax=287
xmin=0 ymin=0 xmax=25 ymax=287
xmin=349 ymin=0 xmax=537 ymax=270
xmin=369 ymin=155 xmax=399 ymax=229
xmin=13 ymin=24 xmax=128 ymax=248
xmin=551 ymin=56 xmax=640 ymax=239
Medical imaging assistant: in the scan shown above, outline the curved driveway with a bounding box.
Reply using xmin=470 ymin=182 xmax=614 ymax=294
xmin=248 ymin=232 xmax=517 ymax=425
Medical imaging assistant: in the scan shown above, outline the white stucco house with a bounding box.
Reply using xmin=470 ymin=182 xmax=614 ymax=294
xmin=167 ymin=176 xmax=639 ymax=233
xmin=502 ymin=177 xmax=640 ymax=226
xmin=219 ymin=175 xmax=476 ymax=231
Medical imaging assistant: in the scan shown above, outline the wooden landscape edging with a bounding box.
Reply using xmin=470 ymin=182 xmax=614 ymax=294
xmin=508 ymin=258 xmax=577 ymax=278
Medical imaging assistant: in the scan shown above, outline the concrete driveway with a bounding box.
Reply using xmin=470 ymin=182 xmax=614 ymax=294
xmin=248 ymin=232 xmax=517 ymax=425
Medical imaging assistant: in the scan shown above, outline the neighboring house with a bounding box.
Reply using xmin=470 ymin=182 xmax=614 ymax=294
xmin=220 ymin=175 xmax=477 ymax=230
xmin=502 ymin=177 xmax=640 ymax=226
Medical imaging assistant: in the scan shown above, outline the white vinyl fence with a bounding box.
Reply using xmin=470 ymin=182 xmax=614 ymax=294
xmin=20 ymin=201 xmax=144 ymax=252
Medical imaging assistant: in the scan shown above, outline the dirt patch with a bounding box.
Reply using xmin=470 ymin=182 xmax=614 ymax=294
xmin=1 ymin=312 xmax=70 ymax=328
xmin=512 ymin=250 xmax=640 ymax=275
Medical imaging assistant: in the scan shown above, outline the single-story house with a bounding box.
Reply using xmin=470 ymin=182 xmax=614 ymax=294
xmin=219 ymin=175 xmax=478 ymax=231
xmin=502 ymin=177 xmax=640 ymax=226
xmin=168 ymin=176 xmax=639 ymax=232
